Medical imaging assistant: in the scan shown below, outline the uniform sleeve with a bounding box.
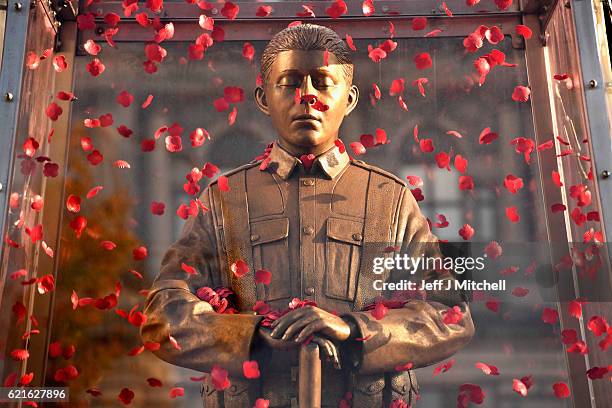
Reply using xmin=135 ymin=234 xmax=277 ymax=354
xmin=341 ymin=186 xmax=475 ymax=374
xmin=139 ymin=186 xmax=263 ymax=377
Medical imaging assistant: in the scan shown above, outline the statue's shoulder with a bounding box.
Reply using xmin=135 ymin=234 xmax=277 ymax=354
xmin=349 ymin=159 xmax=407 ymax=188
xmin=208 ymin=159 xmax=263 ymax=186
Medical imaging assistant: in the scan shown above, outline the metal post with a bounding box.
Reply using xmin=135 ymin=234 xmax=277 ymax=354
xmin=299 ymin=343 xmax=321 ymax=408
xmin=571 ymin=0 xmax=612 ymax=242
xmin=0 ymin=0 xmax=32 ymax=296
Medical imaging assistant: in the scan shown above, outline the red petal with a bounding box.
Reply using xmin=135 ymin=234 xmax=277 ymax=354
xmin=504 ymin=174 xmax=524 ymax=194
xmin=256 ymin=5 xmax=272 ymax=17
xmin=151 ymin=201 xmax=165 ymax=215
xmin=45 ymin=102 xmax=63 ymax=121
xmin=116 ymin=90 xmax=133 ymax=107
xmin=181 ymin=263 xmax=197 ymax=275
xmin=86 ymin=150 xmax=104 ymax=166
xmin=113 ymin=159 xmax=131 ymax=169
xmin=86 ymin=186 xmax=103 ymax=199
xmin=141 ymin=94 xmax=154 ymax=108
xmin=220 ymin=1 xmax=239 ymax=19
xmin=242 ymin=360 xmax=260 ymax=379
xmin=118 ymin=388 xmax=135 ymax=405
xmin=512 ymin=85 xmax=531 ymax=102
xmin=224 ymin=86 xmax=245 ymax=103
xmin=475 ymin=362 xmax=500 ymax=376
xmin=412 ymin=17 xmax=427 ymax=30
xmin=587 ymin=315 xmax=609 ymax=336
xmin=86 ymin=58 xmax=105 ymax=76
xmin=66 ymin=194 xmax=81 ymax=213
xmin=132 ymin=246 xmax=148 ymax=261
xmin=551 ymin=203 xmax=566 ymax=213
xmin=459 ymin=224 xmax=475 ymax=240
xmin=345 ymin=34 xmax=357 ymax=51
xmin=414 ymin=52 xmax=432 ymax=70
xmin=552 ymin=382 xmax=570 ymax=399
xmin=53 ymin=55 xmax=68 ymax=73
xmin=101 ymin=240 xmax=117 ymax=250
xmin=255 ymin=269 xmax=272 ymax=285
xmin=169 ymin=387 xmax=184 ymax=399
xmin=228 ymin=106 xmax=238 ymax=126
xmin=325 ymin=0 xmax=347 ymax=18
xmin=389 ymin=78 xmax=405 ymax=96
xmin=231 ymin=259 xmax=249 ymax=278
xmin=350 ymin=142 xmax=366 ymax=156
xmin=211 ymin=365 xmax=230 ymax=391
xmin=454 ymin=155 xmax=468 ymax=173
xmin=479 ymin=127 xmax=498 ymax=144
xmin=406 ymin=175 xmax=423 ymax=187
xmin=515 ymin=24 xmax=532 ymax=39
xmin=372 ymin=83 xmax=381 ymax=100
xmin=218 ymin=175 xmax=230 ymax=192
xmin=370 ymin=302 xmax=388 ymax=320
xmin=147 ymin=378 xmax=162 ymax=387
xmin=458 ymin=175 xmax=474 ymax=191
xmin=541 ymin=307 xmax=559 ymax=324
xmin=433 ymin=359 xmax=455 ymax=375
xmin=506 ymin=207 xmax=521 ymax=222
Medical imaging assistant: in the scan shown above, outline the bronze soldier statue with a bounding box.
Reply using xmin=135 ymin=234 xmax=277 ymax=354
xmin=141 ymin=23 xmax=475 ymax=408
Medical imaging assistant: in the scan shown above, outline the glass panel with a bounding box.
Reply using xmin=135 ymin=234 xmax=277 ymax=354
xmin=0 ymin=0 xmax=58 ymax=391
xmin=39 ymin=29 xmax=572 ymax=406
xmin=546 ymin=4 xmax=611 ymax=404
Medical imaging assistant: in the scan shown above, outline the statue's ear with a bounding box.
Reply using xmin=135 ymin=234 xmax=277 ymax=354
xmin=345 ymin=84 xmax=359 ymax=116
xmin=254 ymin=86 xmax=270 ymax=116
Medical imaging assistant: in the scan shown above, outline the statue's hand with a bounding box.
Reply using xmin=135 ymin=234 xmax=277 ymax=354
xmin=256 ymin=325 xmax=300 ymax=351
xmin=269 ymin=306 xmax=352 ymax=343
xmin=257 ymin=326 xmax=341 ymax=370
xmin=256 ymin=326 xmax=342 ymax=369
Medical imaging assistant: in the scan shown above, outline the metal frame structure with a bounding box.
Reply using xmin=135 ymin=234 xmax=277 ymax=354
xmin=572 ymin=0 xmax=612 ymax=243
xmin=0 ymin=0 xmax=610 ymax=406
xmin=0 ymin=0 xmax=33 ymax=285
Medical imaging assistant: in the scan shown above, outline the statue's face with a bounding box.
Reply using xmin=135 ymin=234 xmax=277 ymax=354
xmin=255 ymin=49 xmax=359 ymax=156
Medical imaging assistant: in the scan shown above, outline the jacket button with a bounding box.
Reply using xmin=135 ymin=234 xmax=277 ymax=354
xmin=352 ymin=233 xmax=362 ymax=241
xmin=305 ymin=286 xmax=315 ymax=295
xmin=229 ymin=385 xmax=237 ymax=393
xmin=302 ymin=179 xmax=315 ymax=186
xmin=303 ymin=226 xmax=314 ymax=235
xmin=250 ymin=234 xmax=260 ymax=242
xmin=402 ymin=384 xmax=407 ymax=392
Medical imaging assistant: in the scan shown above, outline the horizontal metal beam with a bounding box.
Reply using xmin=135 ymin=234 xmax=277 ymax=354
xmin=82 ymin=0 xmax=521 ymax=22
xmin=79 ymin=15 xmax=523 ymax=44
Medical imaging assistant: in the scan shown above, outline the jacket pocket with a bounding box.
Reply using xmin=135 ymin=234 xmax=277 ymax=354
xmin=389 ymin=370 xmax=418 ymax=406
xmin=325 ymin=217 xmax=364 ymax=302
xmin=352 ymin=374 xmax=384 ymax=407
xmin=250 ymin=217 xmax=290 ymax=301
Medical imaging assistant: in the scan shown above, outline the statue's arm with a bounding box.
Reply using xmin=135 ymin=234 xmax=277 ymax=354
xmin=139 ymin=187 xmax=263 ymax=377
xmin=341 ymin=186 xmax=475 ymax=374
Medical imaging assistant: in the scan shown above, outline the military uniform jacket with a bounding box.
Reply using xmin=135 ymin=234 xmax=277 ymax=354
xmin=141 ymin=141 xmax=475 ymax=408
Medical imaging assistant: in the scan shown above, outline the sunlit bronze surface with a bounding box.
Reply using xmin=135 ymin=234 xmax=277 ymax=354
xmin=141 ymin=26 xmax=474 ymax=408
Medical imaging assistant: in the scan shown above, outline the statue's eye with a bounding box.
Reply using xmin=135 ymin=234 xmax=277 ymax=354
xmin=314 ymin=76 xmax=336 ymax=88
xmin=278 ymin=75 xmax=301 ymax=87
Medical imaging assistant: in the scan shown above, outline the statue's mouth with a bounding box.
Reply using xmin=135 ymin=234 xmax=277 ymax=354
xmin=293 ymin=114 xmax=320 ymax=122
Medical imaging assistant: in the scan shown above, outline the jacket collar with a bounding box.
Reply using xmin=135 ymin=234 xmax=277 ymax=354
xmin=264 ymin=140 xmax=350 ymax=180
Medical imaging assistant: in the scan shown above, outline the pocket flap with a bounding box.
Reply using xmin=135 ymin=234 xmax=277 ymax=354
xmin=250 ymin=218 xmax=289 ymax=245
xmin=390 ymin=371 xmax=410 ymax=396
xmin=225 ymin=378 xmax=251 ymax=396
xmin=327 ymin=217 xmax=364 ymax=245
xmin=355 ymin=375 xmax=385 ymax=395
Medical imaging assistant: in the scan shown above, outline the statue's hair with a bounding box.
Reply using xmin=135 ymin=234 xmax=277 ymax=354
xmin=260 ymin=23 xmax=354 ymax=85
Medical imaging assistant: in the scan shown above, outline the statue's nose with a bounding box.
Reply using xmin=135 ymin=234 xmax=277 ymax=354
xmin=300 ymin=75 xmax=317 ymax=97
